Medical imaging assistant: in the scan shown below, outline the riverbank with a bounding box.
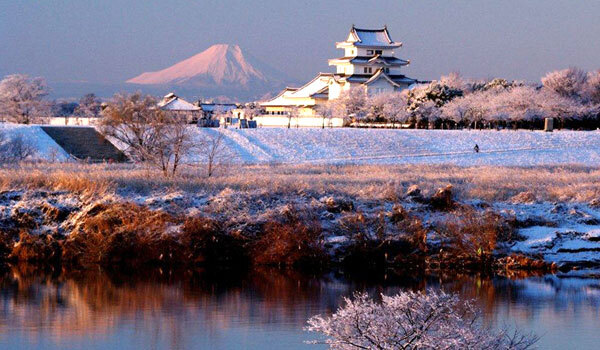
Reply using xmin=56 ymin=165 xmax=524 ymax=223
xmin=1 ymin=163 xmax=600 ymax=271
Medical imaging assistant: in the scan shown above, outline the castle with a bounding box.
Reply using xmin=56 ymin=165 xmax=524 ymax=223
xmin=259 ymin=25 xmax=419 ymax=125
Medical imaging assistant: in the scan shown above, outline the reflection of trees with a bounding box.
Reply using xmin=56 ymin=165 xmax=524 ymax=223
xmin=1 ymin=265 xmax=600 ymax=348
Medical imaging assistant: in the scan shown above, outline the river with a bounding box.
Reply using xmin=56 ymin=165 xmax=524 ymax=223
xmin=0 ymin=266 xmax=599 ymax=349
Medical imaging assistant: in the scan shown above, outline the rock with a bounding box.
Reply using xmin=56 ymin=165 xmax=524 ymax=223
xmin=589 ymin=198 xmax=600 ymax=208
xmin=322 ymin=197 xmax=354 ymax=213
xmin=550 ymin=204 xmax=566 ymax=214
xmin=430 ymin=185 xmax=454 ymax=211
xmin=406 ymin=185 xmax=421 ymax=198
xmin=510 ymin=191 xmax=537 ymax=204
xmin=389 ymin=204 xmax=408 ymax=223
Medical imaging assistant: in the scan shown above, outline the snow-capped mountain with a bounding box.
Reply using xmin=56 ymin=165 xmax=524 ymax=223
xmin=126 ymin=44 xmax=293 ymax=101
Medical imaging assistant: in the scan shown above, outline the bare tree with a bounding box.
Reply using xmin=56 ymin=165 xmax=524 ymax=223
xmin=315 ymin=102 xmax=334 ymax=128
xmin=100 ymin=92 xmax=164 ymax=162
xmin=100 ymin=92 xmax=193 ymax=176
xmin=197 ymin=131 xmax=226 ymax=177
xmin=0 ymin=74 xmax=50 ymax=124
xmin=287 ymin=106 xmax=300 ymax=129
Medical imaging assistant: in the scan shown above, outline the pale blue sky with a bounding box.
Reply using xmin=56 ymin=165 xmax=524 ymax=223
xmin=2 ymin=0 xmax=600 ymax=84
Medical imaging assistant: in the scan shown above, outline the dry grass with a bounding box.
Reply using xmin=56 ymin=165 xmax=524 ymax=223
xmin=62 ymin=202 xmax=178 ymax=268
xmin=1 ymin=162 xmax=600 ymax=203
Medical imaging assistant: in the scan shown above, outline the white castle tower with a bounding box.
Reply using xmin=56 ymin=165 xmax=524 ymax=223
xmin=327 ymin=25 xmax=417 ymax=98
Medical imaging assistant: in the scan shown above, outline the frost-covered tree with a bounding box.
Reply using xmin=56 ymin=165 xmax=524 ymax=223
xmin=585 ymin=70 xmax=600 ymax=104
xmin=440 ymin=72 xmax=469 ymax=92
xmin=74 ymin=93 xmax=102 ymax=118
xmin=364 ymin=92 xmax=409 ymax=125
xmin=337 ymin=87 xmax=368 ymax=122
xmin=407 ymin=81 xmax=463 ymax=109
xmin=382 ymin=92 xmax=409 ymax=126
xmin=0 ymin=74 xmax=50 ymax=124
xmin=494 ymin=86 xmax=545 ymax=126
xmin=306 ymin=291 xmax=537 ymax=350
xmin=541 ymin=67 xmax=587 ymax=99
xmin=242 ymin=102 xmax=263 ymax=121
xmin=411 ymin=100 xmax=441 ymax=128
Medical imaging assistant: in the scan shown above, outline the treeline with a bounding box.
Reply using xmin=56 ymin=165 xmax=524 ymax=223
xmin=319 ymin=68 xmax=600 ymax=129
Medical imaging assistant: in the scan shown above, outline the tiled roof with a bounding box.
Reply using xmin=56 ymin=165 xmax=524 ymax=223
xmin=341 ymin=26 xmax=402 ymax=48
xmin=329 ymin=55 xmax=409 ymax=66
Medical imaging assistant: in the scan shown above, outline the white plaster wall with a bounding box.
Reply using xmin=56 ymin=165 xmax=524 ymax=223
xmin=49 ymin=117 xmax=99 ymax=126
xmin=253 ymin=116 xmax=344 ymax=128
xmin=366 ymin=79 xmax=396 ymax=96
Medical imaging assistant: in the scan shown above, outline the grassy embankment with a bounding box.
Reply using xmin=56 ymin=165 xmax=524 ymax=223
xmin=1 ymin=162 xmax=599 ymax=271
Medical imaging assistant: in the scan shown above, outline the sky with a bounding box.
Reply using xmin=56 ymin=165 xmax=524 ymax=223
xmin=2 ymin=0 xmax=600 ymax=85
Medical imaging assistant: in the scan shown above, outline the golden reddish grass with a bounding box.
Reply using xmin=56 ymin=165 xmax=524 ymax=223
xmin=0 ymin=162 xmax=599 ymax=202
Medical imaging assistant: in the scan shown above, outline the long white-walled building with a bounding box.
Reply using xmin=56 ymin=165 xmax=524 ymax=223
xmin=259 ymin=25 xmax=419 ymax=126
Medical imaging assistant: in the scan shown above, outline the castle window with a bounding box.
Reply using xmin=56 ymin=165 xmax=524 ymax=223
xmin=364 ymin=67 xmax=373 ymax=74
xmin=375 ymin=50 xmax=382 ymax=55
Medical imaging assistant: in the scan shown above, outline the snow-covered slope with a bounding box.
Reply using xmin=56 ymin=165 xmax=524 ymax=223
xmin=0 ymin=124 xmax=70 ymax=161
xmin=191 ymin=128 xmax=600 ymax=166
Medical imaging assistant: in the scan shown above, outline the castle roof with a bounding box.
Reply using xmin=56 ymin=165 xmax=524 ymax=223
xmin=343 ymin=70 xmax=418 ymax=86
xmin=328 ymin=55 xmax=409 ymax=67
xmin=337 ymin=25 xmax=402 ymax=48
xmin=261 ymin=73 xmax=336 ymax=107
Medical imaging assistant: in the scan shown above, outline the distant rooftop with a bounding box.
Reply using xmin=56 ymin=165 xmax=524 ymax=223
xmin=158 ymin=93 xmax=200 ymax=111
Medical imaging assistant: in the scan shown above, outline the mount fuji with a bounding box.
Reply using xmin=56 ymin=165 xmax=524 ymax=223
xmin=126 ymin=44 xmax=295 ymax=101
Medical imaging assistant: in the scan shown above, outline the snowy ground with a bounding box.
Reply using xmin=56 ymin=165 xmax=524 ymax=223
xmin=504 ymin=201 xmax=600 ymax=267
xmin=192 ymin=128 xmax=600 ymax=166
xmin=3 ymin=124 xmax=600 ymax=166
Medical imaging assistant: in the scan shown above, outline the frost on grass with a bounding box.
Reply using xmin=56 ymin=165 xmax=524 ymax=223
xmin=306 ymin=290 xmax=537 ymax=350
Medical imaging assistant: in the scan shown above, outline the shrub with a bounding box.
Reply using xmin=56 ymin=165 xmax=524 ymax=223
xmin=180 ymin=217 xmax=247 ymax=266
xmin=251 ymin=209 xmax=325 ymax=267
xmin=435 ymin=208 xmax=513 ymax=265
xmin=339 ymin=207 xmax=422 ymax=269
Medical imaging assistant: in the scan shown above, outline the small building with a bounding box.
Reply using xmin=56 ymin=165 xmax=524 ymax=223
xmin=158 ymin=93 xmax=201 ymax=123
xmin=197 ymin=102 xmax=239 ymax=127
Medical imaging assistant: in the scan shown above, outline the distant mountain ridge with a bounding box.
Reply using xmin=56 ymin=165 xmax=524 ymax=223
xmin=126 ymin=44 xmax=294 ymax=101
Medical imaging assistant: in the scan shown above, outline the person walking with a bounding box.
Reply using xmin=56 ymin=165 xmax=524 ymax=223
xmin=474 ymin=144 xmax=480 ymax=153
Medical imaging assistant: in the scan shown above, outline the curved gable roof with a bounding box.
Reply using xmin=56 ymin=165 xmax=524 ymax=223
xmin=341 ymin=25 xmax=402 ymax=48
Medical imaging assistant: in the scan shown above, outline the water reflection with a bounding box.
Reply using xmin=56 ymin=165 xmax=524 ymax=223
xmin=1 ymin=265 xmax=600 ymax=349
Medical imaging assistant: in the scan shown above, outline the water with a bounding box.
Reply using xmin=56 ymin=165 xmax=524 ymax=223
xmin=0 ymin=266 xmax=599 ymax=350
